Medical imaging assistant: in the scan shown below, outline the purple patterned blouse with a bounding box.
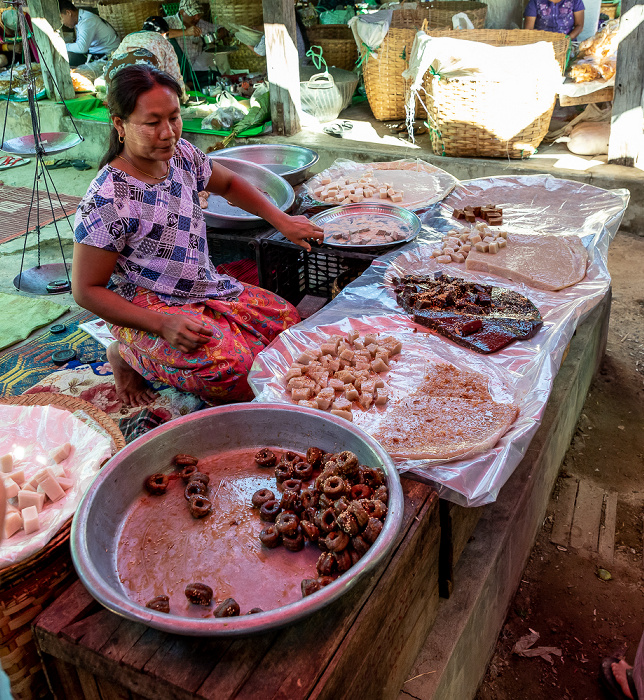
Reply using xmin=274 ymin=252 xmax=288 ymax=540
xmin=74 ymin=139 xmax=243 ymax=306
xmin=524 ymin=0 xmax=584 ymax=34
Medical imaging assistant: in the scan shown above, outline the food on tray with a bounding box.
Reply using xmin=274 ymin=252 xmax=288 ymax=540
xmin=321 ymin=212 xmax=412 ymax=246
xmin=2 ymin=443 xmax=76 ymax=539
xmin=393 ymin=272 xmax=542 ymax=353
xmin=70 ymin=71 xmax=95 ymax=92
xmin=118 ymin=445 xmax=389 ymax=617
xmin=251 ymin=447 xmax=388 ymax=594
xmin=314 ymin=170 xmax=404 ymax=205
xmin=283 ymin=331 xmax=403 ymax=420
xmin=465 ymin=233 xmax=588 ymax=291
xmin=431 ymin=224 xmax=508 ymax=263
xmin=453 ymin=204 xmax=503 ymax=225
xmin=373 ymin=362 xmax=518 ymax=460
xmin=570 ymin=19 xmax=620 ymax=83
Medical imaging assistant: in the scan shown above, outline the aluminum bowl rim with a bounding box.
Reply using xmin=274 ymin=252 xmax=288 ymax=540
xmin=205 ymin=156 xmax=295 ymax=224
xmin=71 ymin=403 xmax=404 ymax=637
xmin=218 ymin=144 xmax=319 ymax=177
xmin=311 ymin=203 xmax=422 ymax=249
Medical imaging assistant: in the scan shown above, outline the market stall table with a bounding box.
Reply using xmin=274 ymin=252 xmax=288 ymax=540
xmin=33 ymin=479 xmax=439 ymax=700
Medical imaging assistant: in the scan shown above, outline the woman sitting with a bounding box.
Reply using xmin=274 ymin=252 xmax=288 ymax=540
xmin=524 ymin=0 xmax=585 ymax=39
xmin=72 ymin=64 xmax=323 ymax=407
xmin=104 ymin=16 xmax=188 ymax=102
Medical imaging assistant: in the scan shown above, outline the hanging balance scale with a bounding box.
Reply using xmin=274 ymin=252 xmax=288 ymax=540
xmin=0 ymin=0 xmax=84 ymax=294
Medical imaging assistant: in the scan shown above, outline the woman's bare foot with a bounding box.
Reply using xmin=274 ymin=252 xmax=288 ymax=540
xmin=612 ymin=660 xmax=635 ymax=699
xmin=106 ymin=342 xmax=158 ymax=407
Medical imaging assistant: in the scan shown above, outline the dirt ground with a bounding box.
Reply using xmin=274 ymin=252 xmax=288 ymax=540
xmin=476 ymin=230 xmax=644 ymax=700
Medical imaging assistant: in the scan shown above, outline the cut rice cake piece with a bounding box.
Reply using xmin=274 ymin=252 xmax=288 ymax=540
xmin=371 ymin=357 xmax=389 ymax=373
xmin=374 ymin=386 xmax=389 ymax=405
xmin=329 ymin=378 xmax=345 ymax=391
xmin=1 ymin=454 xmax=13 ymax=473
xmin=330 ymin=409 xmax=353 ymax=422
xmin=358 ymin=392 xmax=373 ymax=409
xmin=298 ymin=399 xmax=319 ymax=409
xmin=316 ymin=387 xmax=336 ymax=410
xmin=285 ymin=367 xmax=302 ymax=381
xmin=8 ymin=468 xmax=25 ymax=485
xmin=21 ymin=505 xmax=40 ymax=535
xmin=41 ymin=475 xmax=65 ymax=502
xmin=390 ymin=192 xmax=403 ymax=203
xmin=292 ymin=387 xmax=313 ymax=402
xmin=57 ymin=476 xmax=74 ymax=491
xmin=18 ymin=489 xmax=46 ymax=512
xmin=319 ymin=176 xmax=332 ymax=185
xmin=332 ymin=397 xmax=353 ymax=412
xmin=49 ymin=442 xmax=72 ymax=464
xmin=344 ymin=384 xmax=359 ymax=402
xmin=4 ymin=511 xmax=22 ymax=539
xmin=3 ymin=477 xmax=19 ymax=499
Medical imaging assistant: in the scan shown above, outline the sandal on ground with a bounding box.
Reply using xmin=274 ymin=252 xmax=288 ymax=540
xmin=323 ymin=121 xmax=353 ymax=138
xmin=600 ymin=656 xmax=639 ymax=700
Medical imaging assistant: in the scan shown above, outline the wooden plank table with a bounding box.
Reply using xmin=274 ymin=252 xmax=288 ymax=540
xmin=34 ymin=480 xmax=440 ymax=700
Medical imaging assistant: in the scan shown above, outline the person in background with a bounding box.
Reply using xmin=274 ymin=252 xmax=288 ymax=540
xmin=165 ymin=0 xmax=222 ymax=90
xmin=523 ymin=0 xmax=585 ymax=38
xmin=72 ymin=64 xmax=323 ymax=406
xmin=104 ymin=16 xmax=188 ymax=102
xmin=59 ymin=0 xmax=120 ymax=66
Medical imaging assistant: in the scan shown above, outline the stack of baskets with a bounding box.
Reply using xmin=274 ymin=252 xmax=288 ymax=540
xmin=228 ymin=41 xmax=267 ymax=72
xmin=420 ymin=29 xmax=569 ymax=158
xmin=98 ymin=0 xmax=161 ymax=38
xmin=362 ymin=1 xmax=487 ymax=120
xmin=307 ymin=24 xmax=358 ymax=71
xmin=0 ymin=395 xmax=125 ymax=700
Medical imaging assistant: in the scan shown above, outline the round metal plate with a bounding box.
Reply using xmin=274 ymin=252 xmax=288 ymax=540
xmin=13 ymin=263 xmax=72 ymax=295
xmin=311 ymin=203 xmax=421 ymax=249
xmin=205 ymin=156 xmax=295 ymax=229
xmin=71 ymin=404 xmax=404 ymax=637
xmin=1 ymin=132 xmax=83 ymax=156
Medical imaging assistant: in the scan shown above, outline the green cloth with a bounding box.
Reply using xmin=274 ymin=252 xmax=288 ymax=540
xmin=0 ymin=293 xmax=69 ymax=351
xmin=63 ymin=94 xmax=270 ymax=137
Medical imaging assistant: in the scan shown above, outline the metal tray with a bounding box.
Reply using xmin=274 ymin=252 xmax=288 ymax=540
xmin=71 ymin=404 xmax=404 ymax=637
xmin=217 ymin=144 xmax=319 ymax=185
xmin=311 ymin=203 xmax=421 ymax=249
xmin=204 ymin=156 xmax=295 ymax=229
xmin=1 ymin=131 xmax=83 ymax=156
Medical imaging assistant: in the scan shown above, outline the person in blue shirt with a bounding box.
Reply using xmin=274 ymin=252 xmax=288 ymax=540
xmin=524 ymin=0 xmax=585 ymax=38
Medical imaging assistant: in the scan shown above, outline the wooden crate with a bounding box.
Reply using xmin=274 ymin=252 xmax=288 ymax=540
xmin=559 ymin=86 xmax=614 ymax=106
xmin=34 ymin=479 xmax=439 ymax=700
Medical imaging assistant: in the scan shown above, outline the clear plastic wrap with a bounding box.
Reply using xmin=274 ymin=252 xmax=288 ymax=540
xmin=301 ymin=158 xmax=459 ymax=211
xmin=249 ymin=175 xmax=629 ymax=506
xmin=0 ymin=405 xmax=112 ymax=568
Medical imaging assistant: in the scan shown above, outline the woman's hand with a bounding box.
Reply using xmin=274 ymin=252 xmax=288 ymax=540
xmin=159 ymin=314 xmax=213 ymax=353
xmin=276 ymin=215 xmax=324 ymax=252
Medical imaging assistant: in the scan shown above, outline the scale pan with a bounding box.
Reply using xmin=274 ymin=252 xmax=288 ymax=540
xmin=1 ymin=132 xmax=83 ymax=156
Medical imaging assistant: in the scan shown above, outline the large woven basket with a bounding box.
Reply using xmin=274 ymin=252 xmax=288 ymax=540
xmin=307 ymin=24 xmax=358 ymax=71
xmin=391 ymin=1 xmax=487 ymax=30
xmin=0 ymin=394 xmax=124 ymax=700
xmin=420 ymin=29 xmax=569 ymax=158
xmin=228 ymin=41 xmax=267 ymax=72
xmin=210 ymin=0 xmax=263 ymax=27
xmin=98 ymin=0 xmax=161 ymax=38
xmin=362 ymin=27 xmax=416 ymax=120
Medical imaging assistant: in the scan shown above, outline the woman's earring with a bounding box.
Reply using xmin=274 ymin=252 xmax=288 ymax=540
xmin=118 ymin=134 xmax=124 ymax=143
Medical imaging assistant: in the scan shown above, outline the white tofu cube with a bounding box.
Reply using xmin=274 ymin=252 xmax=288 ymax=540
xmin=4 ymin=511 xmax=23 ymax=539
xmin=41 ymin=476 xmax=66 ymax=502
xmin=3 ymin=477 xmax=19 ymax=499
xmin=21 ymin=506 xmax=40 ymax=535
xmin=8 ymin=469 xmax=25 ymax=485
xmin=21 ymin=482 xmax=36 ymax=493
xmin=18 ymin=489 xmax=46 ymax=513
xmin=50 ymin=442 xmax=72 ymax=464
xmin=1 ymin=454 xmax=13 ymax=473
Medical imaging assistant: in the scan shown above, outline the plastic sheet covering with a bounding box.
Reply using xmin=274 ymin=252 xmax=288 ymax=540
xmin=0 ymin=404 xmax=112 ymax=568
xmin=303 ymin=158 xmax=459 ymax=210
xmin=249 ymin=174 xmax=629 ymax=506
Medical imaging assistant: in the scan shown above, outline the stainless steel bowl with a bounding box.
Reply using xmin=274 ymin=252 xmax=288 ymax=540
xmin=204 ymin=156 xmax=295 ymax=229
xmin=1 ymin=132 xmax=83 ymax=156
xmin=218 ymin=144 xmax=319 ymax=185
xmin=71 ymin=404 xmax=404 ymax=637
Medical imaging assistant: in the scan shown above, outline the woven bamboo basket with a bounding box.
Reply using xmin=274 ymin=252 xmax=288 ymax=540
xmin=390 ymin=1 xmax=487 ymax=30
xmin=362 ymin=27 xmax=416 ymax=120
xmin=210 ymin=0 xmax=263 ymax=27
xmin=307 ymin=24 xmax=359 ymax=71
xmin=419 ymin=29 xmax=569 ymax=158
xmin=0 ymin=394 xmax=124 ymax=700
xmin=98 ymin=0 xmax=161 ymax=38
xmin=228 ymin=41 xmax=267 ymax=72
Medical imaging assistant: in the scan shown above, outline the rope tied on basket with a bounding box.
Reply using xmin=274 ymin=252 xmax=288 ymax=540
xmin=306 ymin=45 xmax=329 ymax=73
xmin=355 ymin=41 xmax=374 ymax=68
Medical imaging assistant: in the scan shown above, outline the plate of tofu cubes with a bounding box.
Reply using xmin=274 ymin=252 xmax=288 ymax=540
xmin=311 ymin=203 xmax=421 ymax=248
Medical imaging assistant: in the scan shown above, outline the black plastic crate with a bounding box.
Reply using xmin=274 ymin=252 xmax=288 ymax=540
xmin=206 ymin=227 xmax=270 ymax=268
xmin=259 ymin=232 xmax=387 ymax=306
